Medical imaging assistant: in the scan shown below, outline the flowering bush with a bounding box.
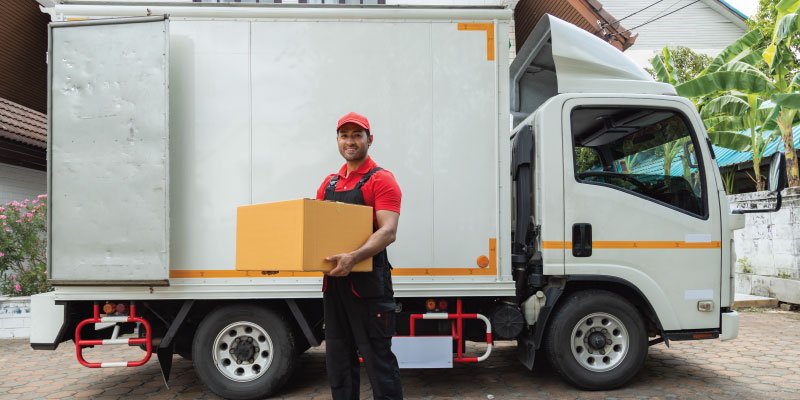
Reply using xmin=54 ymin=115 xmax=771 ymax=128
xmin=0 ymin=195 xmax=50 ymax=296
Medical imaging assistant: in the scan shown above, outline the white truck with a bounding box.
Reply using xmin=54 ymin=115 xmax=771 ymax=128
xmin=31 ymin=2 xmax=767 ymax=399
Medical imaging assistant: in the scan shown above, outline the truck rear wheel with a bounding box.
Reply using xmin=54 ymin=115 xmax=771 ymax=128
xmin=544 ymin=290 xmax=647 ymax=390
xmin=192 ymin=304 xmax=296 ymax=400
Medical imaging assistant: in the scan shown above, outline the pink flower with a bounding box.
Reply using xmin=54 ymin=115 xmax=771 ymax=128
xmin=0 ymin=215 xmax=5 ymax=220
xmin=9 ymin=275 xmax=14 ymax=280
xmin=37 ymin=194 xmax=47 ymax=199
xmin=32 ymin=200 xmax=37 ymax=205
xmin=5 ymin=228 xmax=10 ymax=232
xmin=14 ymin=283 xmax=21 ymax=292
xmin=0 ymin=252 xmax=4 ymax=257
xmin=23 ymin=200 xmax=28 ymax=205
xmin=0 ymin=207 xmax=4 ymax=211
xmin=15 ymin=220 xmax=21 ymax=224
xmin=2 ymin=222 xmax=5 ymax=226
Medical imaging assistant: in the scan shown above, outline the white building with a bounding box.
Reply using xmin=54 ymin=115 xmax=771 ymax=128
xmin=598 ymin=0 xmax=748 ymax=66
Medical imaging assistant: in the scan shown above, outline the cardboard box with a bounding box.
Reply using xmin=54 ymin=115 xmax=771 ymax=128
xmin=236 ymin=199 xmax=373 ymax=272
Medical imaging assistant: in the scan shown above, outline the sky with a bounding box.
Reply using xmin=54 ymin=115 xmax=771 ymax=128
xmin=724 ymin=0 xmax=759 ymax=17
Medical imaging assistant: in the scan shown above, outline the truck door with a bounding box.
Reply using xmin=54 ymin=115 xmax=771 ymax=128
xmin=48 ymin=17 xmax=170 ymax=285
xmin=561 ymin=97 xmax=722 ymax=331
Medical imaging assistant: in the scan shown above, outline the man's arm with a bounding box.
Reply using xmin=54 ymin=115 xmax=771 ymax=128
xmin=325 ymin=210 xmax=399 ymax=277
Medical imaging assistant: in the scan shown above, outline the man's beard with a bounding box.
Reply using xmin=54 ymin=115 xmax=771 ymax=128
xmin=341 ymin=146 xmax=367 ymax=161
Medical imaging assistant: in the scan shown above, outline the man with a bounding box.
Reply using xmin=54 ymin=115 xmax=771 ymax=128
xmin=316 ymin=111 xmax=403 ymax=400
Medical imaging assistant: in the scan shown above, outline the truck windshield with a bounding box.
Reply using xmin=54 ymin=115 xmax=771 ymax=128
xmin=571 ymin=107 xmax=706 ymax=218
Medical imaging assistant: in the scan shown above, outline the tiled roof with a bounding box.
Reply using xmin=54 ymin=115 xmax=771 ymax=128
xmin=0 ymin=97 xmax=47 ymax=149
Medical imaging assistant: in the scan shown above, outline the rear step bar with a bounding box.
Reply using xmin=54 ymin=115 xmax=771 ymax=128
xmin=75 ymin=302 xmax=152 ymax=368
xmin=409 ymin=298 xmax=493 ymax=362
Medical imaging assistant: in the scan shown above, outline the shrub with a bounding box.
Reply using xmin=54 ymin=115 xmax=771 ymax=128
xmin=737 ymin=257 xmax=753 ymax=274
xmin=0 ymin=195 xmax=50 ymax=296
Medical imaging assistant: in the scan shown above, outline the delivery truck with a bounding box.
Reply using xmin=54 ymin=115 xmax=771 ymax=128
xmin=30 ymin=2 xmax=758 ymax=399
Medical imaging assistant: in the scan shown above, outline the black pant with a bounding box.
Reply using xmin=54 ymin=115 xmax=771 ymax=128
xmin=324 ymin=276 xmax=403 ymax=400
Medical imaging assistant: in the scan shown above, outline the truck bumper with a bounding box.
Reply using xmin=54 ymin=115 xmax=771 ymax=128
xmin=29 ymin=292 xmax=66 ymax=350
xmin=720 ymin=310 xmax=739 ymax=341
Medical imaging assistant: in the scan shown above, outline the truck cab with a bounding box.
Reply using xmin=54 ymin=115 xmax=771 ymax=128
xmin=509 ymin=14 xmax=739 ymax=389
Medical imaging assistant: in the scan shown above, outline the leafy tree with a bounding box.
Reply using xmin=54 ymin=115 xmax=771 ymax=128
xmin=647 ymin=46 xmax=712 ymax=84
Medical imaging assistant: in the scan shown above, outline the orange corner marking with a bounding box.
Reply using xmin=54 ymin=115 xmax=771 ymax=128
xmin=458 ymin=23 xmax=495 ymax=61
xmin=489 ymin=238 xmax=497 ymax=270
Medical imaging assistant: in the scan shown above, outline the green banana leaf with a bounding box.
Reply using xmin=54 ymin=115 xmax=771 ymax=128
xmin=704 ymin=29 xmax=763 ymax=74
xmin=772 ymin=93 xmax=800 ymax=108
xmin=699 ymin=95 xmax=750 ymax=118
xmin=675 ymin=71 xmax=774 ymax=97
xmin=651 ymin=51 xmax=671 ymax=84
xmin=764 ymin=0 xmax=800 ymax=65
xmin=761 ymin=105 xmax=782 ymax=132
xmin=703 ymin=115 xmax=748 ymax=131
xmin=791 ymin=72 xmax=800 ymax=89
xmin=739 ymin=48 xmax=765 ymax=66
xmin=663 ymin=47 xmax=679 ymax=85
xmin=706 ymin=131 xmax=754 ymax=151
xmin=768 ymin=13 xmax=800 ymax=69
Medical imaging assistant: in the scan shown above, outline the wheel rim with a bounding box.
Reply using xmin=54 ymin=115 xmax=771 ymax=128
xmin=570 ymin=312 xmax=629 ymax=372
xmin=213 ymin=321 xmax=274 ymax=382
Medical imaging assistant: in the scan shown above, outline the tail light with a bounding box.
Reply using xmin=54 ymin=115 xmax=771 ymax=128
xmin=102 ymin=302 xmax=116 ymax=314
xmin=426 ymin=299 xmax=436 ymax=311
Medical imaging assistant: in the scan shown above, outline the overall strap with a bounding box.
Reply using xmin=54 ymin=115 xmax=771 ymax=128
xmin=324 ymin=175 xmax=340 ymax=198
xmin=355 ymin=167 xmax=384 ymax=189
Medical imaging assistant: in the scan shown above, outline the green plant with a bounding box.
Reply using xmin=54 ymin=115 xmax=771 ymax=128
xmin=738 ymin=257 xmax=753 ymax=273
xmin=0 ymin=195 xmax=50 ymax=296
xmin=778 ymin=271 xmax=791 ymax=278
xmin=722 ymin=168 xmax=737 ymax=194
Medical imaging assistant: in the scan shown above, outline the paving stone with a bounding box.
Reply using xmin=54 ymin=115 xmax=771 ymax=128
xmin=2 ymin=311 xmax=800 ymax=399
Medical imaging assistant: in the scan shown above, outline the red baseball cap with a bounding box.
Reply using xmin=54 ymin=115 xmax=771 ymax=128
xmin=336 ymin=112 xmax=371 ymax=133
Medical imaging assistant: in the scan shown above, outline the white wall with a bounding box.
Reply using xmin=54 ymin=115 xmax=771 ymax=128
xmin=599 ymin=0 xmax=747 ymax=66
xmin=0 ymin=163 xmax=46 ymax=205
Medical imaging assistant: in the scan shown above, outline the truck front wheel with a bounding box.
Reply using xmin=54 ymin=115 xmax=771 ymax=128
xmin=192 ymin=304 xmax=297 ymax=400
xmin=544 ymin=290 xmax=647 ymax=390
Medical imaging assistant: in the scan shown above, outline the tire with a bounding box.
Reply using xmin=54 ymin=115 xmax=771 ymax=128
xmin=192 ymin=304 xmax=297 ymax=400
xmin=544 ymin=290 xmax=647 ymax=390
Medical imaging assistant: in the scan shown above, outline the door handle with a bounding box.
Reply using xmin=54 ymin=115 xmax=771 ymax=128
xmin=572 ymin=223 xmax=592 ymax=257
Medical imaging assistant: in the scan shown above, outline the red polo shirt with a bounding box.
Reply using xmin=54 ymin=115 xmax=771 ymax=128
xmin=316 ymin=156 xmax=401 ymax=226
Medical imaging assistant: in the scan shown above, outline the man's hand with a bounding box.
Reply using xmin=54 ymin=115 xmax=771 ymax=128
xmin=324 ymin=210 xmax=399 ymax=277
xmin=325 ymin=253 xmax=357 ymax=277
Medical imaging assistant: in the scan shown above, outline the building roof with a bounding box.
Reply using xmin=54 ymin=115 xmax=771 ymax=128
xmin=714 ymin=0 xmax=748 ymax=20
xmin=713 ymin=128 xmax=800 ymax=169
xmin=0 ymin=97 xmax=47 ymax=149
xmin=514 ymin=0 xmax=638 ymax=53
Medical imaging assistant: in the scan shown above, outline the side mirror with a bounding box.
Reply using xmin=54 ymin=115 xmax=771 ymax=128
xmin=768 ymin=152 xmax=787 ymax=193
xmin=733 ymin=152 xmax=786 ymax=214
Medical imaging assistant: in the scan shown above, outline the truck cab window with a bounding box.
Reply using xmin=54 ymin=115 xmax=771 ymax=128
xmin=571 ymin=107 xmax=705 ymax=217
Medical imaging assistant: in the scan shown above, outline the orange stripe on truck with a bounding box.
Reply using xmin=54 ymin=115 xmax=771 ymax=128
xmin=541 ymin=241 xmax=721 ymax=249
xmin=458 ymin=23 xmax=495 ymax=61
xmin=171 ymin=238 xmax=499 ymax=278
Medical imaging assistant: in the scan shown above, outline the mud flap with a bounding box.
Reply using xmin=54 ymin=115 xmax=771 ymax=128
xmin=157 ymin=343 xmax=173 ymax=389
xmin=517 ymin=330 xmax=536 ymax=370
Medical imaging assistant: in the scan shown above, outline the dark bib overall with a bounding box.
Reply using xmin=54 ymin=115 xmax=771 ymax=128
xmin=322 ymin=167 xmax=403 ymax=400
